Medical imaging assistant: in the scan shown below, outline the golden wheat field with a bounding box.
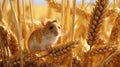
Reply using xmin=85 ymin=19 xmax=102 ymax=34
xmin=0 ymin=0 xmax=120 ymax=67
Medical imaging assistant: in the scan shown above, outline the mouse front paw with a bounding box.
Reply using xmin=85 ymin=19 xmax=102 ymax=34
xmin=45 ymin=45 xmax=53 ymax=50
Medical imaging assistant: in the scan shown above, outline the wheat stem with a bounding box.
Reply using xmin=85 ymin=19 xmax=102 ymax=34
xmin=113 ymin=0 xmax=116 ymax=7
xmin=22 ymin=0 xmax=27 ymax=52
xmin=82 ymin=0 xmax=85 ymax=7
xmin=72 ymin=0 xmax=76 ymax=40
xmin=2 ymin=0 xmax=8 ymax=13
xmin=10 ymin=0 xmax=23 ymax=67
xmin=0 ymin=0 xmax=2 ymax=8
xmin=29 ymin=0 xmax=34 ymax=31
xmin=70 ymin=0 xmax=76 ymax=67
xmin=47 ymin=4 xmax=51 ymax=18
xmin=17 ymin=0 xmax=24 ymax=67
xmin=61 ymin=0 xmax=64 ymax=44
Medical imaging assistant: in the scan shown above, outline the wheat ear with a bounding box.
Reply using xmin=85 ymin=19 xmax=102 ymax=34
xmin=108 ymin=15 xmax=120 ymax=46
xmin=7 ymin=33 xmax=19 ymax=57
xmin=46 ymin=0 xmax=90 ymax=21
xmin=8 ymin=40 xmax=79 ymax=67
xmin=89 ymin=45 xmax=117 ymax=56
xmin=8 ymin=51 xmax=81 ymax=67
xmin=28 ymin=40 xmax=79 ymax=59
xmin=47 ymin=40 xmax=79 ymax=57
xmin=0 ymin=26 xmax=10 ymax=67
xmin=102 ymin=14 xmax=120 ymax=67
xmin=87 ymin=0 xmax=108 ymax=47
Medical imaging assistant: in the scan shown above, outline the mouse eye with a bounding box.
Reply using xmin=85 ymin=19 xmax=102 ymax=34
xmin=49 ymin=26 xmax=53 ymax=29
xmin=58 ymin=26 xmax=61 ymax=29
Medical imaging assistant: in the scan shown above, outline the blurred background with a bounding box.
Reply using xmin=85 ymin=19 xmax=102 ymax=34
xmin=33 ymin=0 xmax=113 ymax=5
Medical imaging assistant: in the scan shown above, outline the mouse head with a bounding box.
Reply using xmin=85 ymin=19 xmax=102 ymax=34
xmin=42 ymin=18 xmax=61 ymax=37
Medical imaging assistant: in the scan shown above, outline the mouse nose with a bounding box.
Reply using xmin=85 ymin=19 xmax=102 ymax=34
xmin=54 ymin=31 xmax=59 ymax=36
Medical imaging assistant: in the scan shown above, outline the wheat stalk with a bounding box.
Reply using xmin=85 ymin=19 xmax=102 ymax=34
xmin=10 ymin=0 xmax=24 ymax=67
xmin=70 ymin=0 xmax=76 ymax=66
xmin=113 ymin=0 xmax=116 ymax=7
xmin=82 ymin=0 xmax=85 ymax=7
xmin=0 ymin=8 xmax=3 ymax=24
xmin=72 ymin=0 xmax=76 ymax=41
xmin=47 ymin=3 xmax=52 ymax=18
xmin=87 ymin=0 xmax=108 ymax=48
xmin=60 ymin=0 xmax=66 ymax=44
xmin=0 ymin=0 xmax=2 ymax=8
xmin=29 ymin=0 xmax=34 ymax=31
xmin=22 ymin=0 xmax=27 ymax=52
xmin=2 ymin=0 xmax=8 ymax=15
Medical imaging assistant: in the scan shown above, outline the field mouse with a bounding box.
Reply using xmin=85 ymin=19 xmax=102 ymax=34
xmin=28 ymin=18 xmax=61 ymax=52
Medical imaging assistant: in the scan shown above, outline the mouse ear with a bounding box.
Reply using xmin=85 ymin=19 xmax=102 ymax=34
xmin=41 ymin=20 xmax=48 ymax=26
xmin=52 ymin=17 xmax=60 ymax=23
xmin=56 ymin=17 xmax=60 ymax=22
xmin=41 ymin=18 xmax=49 ymax=26
xmin=55 ymin=17 xmax=60 ymax=22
